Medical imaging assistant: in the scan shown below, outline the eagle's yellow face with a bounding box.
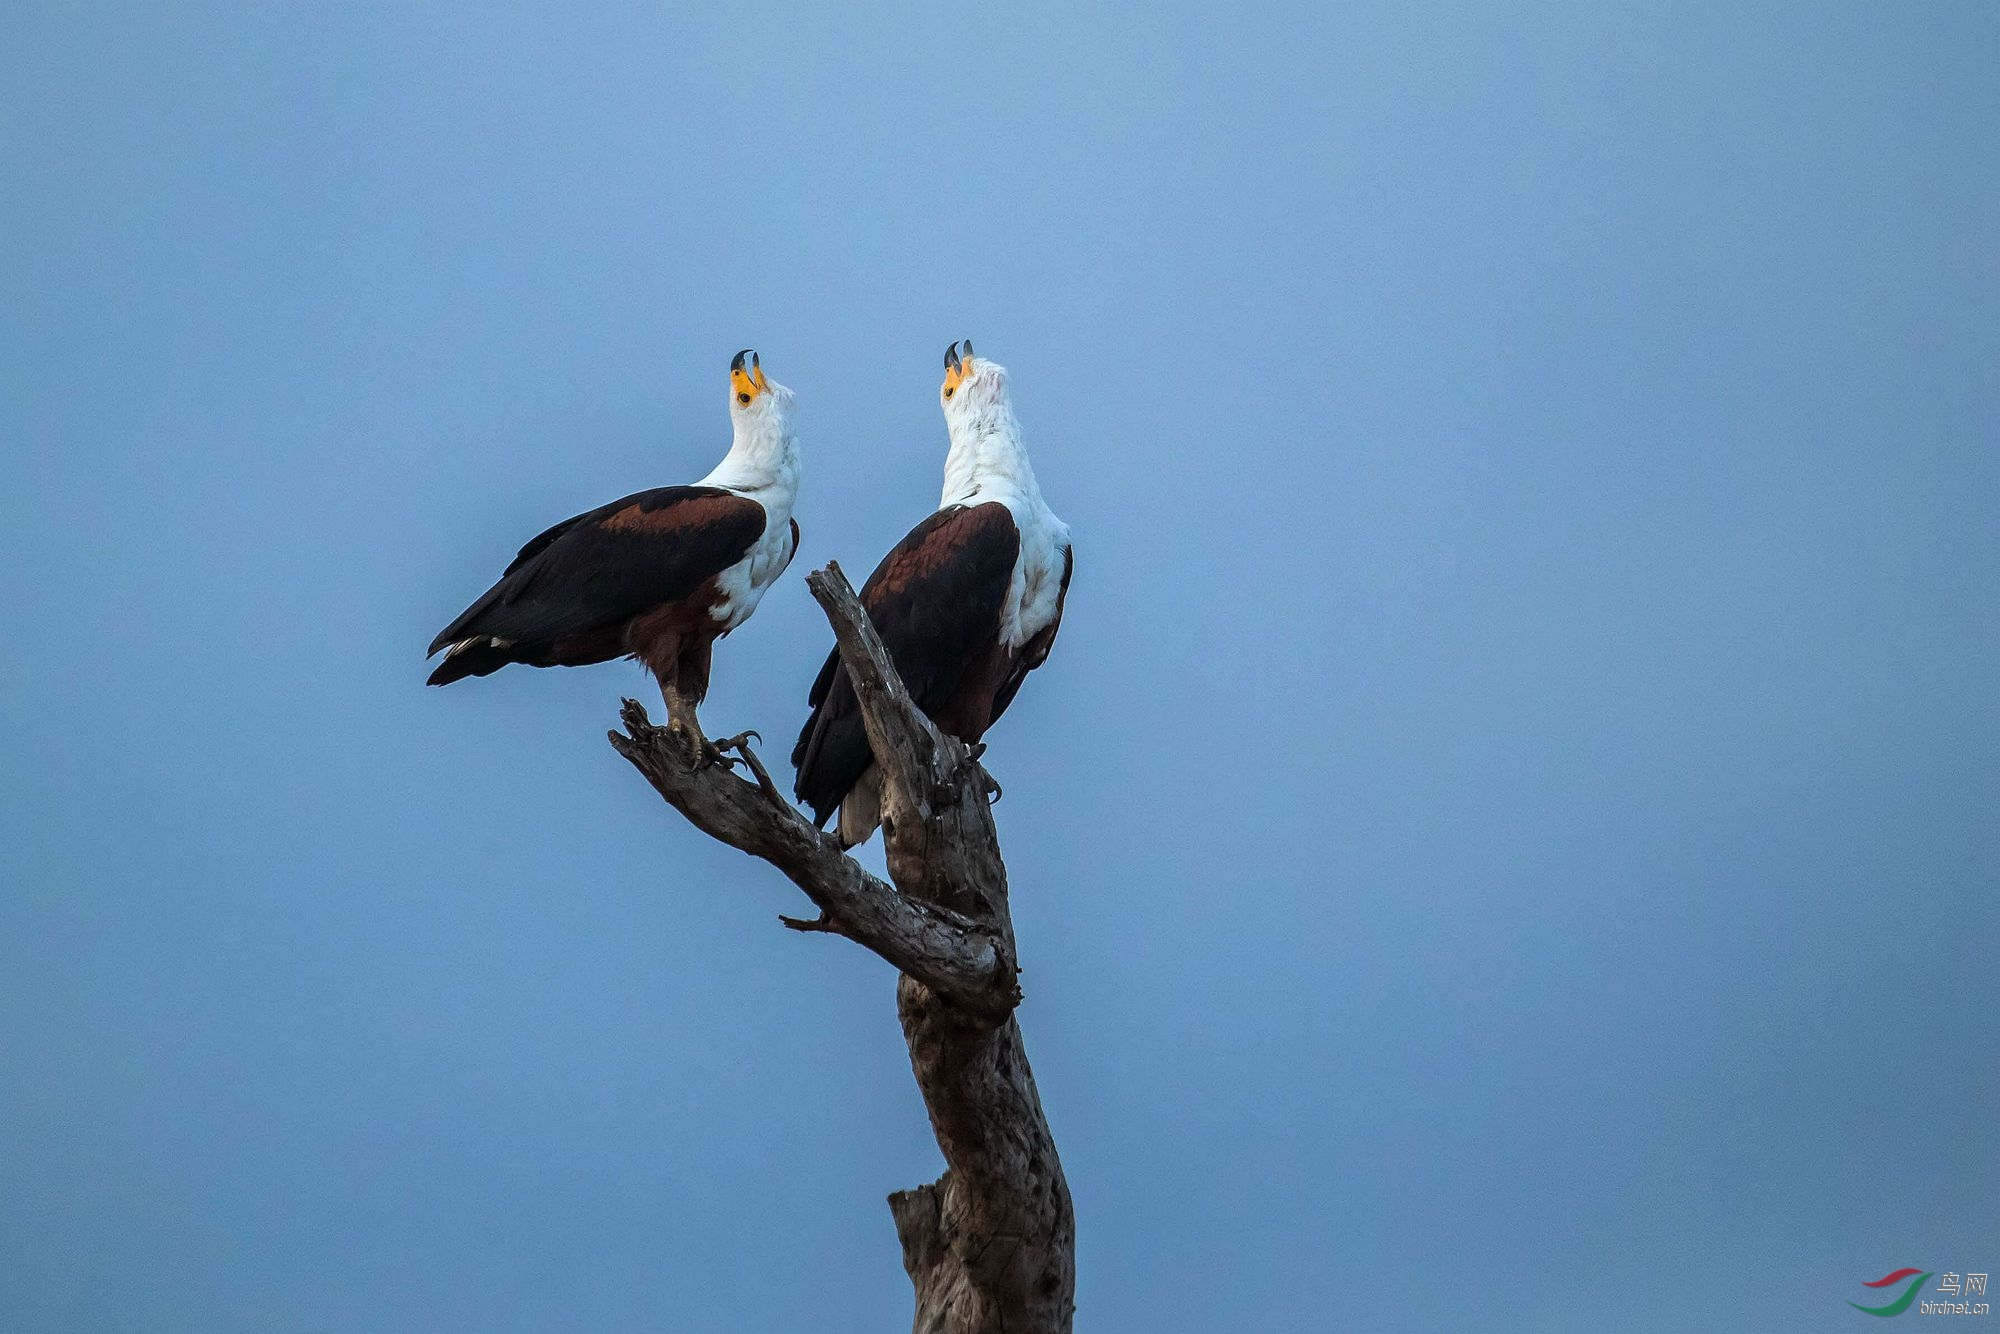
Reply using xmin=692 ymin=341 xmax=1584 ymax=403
xmin=730 ymin=349 xmax=771 ymax=406
xmin=941 ymin=339 xmax=976 ymax=402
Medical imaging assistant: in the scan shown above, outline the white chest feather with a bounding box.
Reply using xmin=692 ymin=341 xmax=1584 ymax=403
xmin=996 ymin=496 xmax=1069 ymax=650
xmin=936 ymin=363 xmax=1066 ymax=652
xmin=710 ymin=496 xmax=797 ymax=631
xmin=695 ymin=420 xmax=800 ymax=634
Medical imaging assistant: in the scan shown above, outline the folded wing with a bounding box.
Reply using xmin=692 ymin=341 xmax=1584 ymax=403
xmin=791 ymin=502 xmax=1022 ymax=827
xmin=427 ymin=486 xmax=766 ymax=684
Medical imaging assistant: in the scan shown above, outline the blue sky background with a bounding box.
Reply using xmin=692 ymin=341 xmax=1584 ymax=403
xmin=4 ymin=2 xmax=1995 ymax=1330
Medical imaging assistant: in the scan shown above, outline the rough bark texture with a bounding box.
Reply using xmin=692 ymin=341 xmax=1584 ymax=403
xmin=608 ymin=562 xmax=1075 ymax=1334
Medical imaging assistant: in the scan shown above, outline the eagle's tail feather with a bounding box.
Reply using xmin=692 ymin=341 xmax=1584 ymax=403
xmin=835 ymin=766 xmax=883 ymax=849
xmin=426 ymin=639 xmax=518 ymax=686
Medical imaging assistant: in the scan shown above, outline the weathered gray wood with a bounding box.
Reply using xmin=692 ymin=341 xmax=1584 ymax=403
xmin=608 ymin=700 xmax=1014 ymax=1024
xmin=608 ymin=562 xmax=1075 ymax=1333
xmin=891 ymin=980 xmax=1076 ymax=1334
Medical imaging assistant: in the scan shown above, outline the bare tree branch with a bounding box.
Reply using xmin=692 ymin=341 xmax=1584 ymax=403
xmin=608 ymin=562 xmax=1075 ymax=1334
xmin=803 ymin=563 xmax=1018 ymax=935
xmin=803 ymin=562 xmax=954 ymax=830
xmin=607 ymin=701 xmax=1016 ymax=1024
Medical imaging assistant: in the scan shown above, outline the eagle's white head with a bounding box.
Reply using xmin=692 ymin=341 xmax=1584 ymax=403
xmin=939 ymin=338 xmax=1012 ymax=429
xmin=937 ymin=338 xmax=1049 ymax=508
xmin=707 ymin=348 xmax=799 ymax=496
xmin=728 ymin=348 xmax=796 ymax=429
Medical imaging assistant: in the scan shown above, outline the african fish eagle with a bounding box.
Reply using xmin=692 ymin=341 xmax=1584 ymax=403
xmin=427 ymin=350 xmax=801 ymax=755
xmin=792 ymin=340 xmax=1072 ymax=847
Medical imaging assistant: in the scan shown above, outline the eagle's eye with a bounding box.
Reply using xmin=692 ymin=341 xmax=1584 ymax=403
xmin=943 ymin=387 xmax=954 ymax=399
xmin=729 ymin=352 xmax=766 ymax=406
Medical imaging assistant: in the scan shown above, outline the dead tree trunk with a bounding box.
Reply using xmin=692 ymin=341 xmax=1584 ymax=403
xmin=607 ymin=563 xmax=1075 ymax=1334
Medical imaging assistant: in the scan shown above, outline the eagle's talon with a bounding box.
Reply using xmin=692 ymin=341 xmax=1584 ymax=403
xmin=704 ymin=731 xmax=757 ymax=773
xmin=664 ymin=718 xmax=714 ymax=770
xmin=711 ymin=730 xmax=789 ymax=807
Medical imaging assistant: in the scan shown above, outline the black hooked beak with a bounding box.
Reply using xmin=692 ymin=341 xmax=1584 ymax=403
xmin=944 ymin=340 xmax=961 ymax=372
xmin=960 ymin=338 xmax=974 ymax=361
xmin=731 ymin=348 xmax=754 ymax=373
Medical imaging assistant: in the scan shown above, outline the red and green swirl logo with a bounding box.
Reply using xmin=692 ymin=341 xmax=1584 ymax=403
xmin=1850 ymin=1269 xmax=1932 ymax=1317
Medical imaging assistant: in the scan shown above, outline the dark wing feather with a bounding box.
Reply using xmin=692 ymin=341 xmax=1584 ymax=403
xmin=988 ymin=542 xmax=1072 ymax=725
xmin=502 ymin=512 xmax=591 ymax=577
xmin=802 ymin=647 xmax=842 ymax=713
xmin=428 ymin=486 xmax=764 ymax=657
xmin=791 ymin=503 xmax=1020 ymax=824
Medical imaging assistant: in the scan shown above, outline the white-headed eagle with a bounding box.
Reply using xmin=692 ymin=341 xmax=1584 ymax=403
xmin=792 ymin=341 xmax=1072 ymax=846
xmin=428 ymin=350 xmax=801 ymax=754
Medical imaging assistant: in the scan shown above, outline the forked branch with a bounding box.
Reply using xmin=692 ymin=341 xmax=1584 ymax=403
xmin=606 ymin=561 xmax=1018 ymax=1022
xmin=608 ymin=562 xmax=1072 ymax=1334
